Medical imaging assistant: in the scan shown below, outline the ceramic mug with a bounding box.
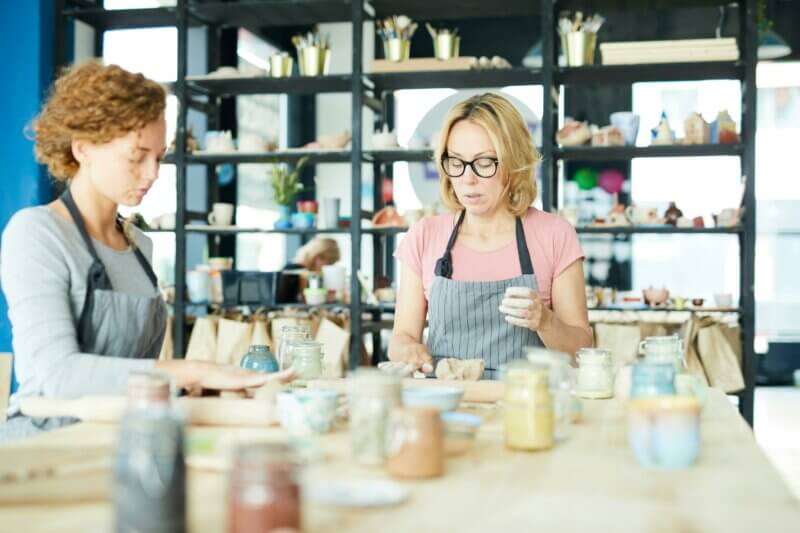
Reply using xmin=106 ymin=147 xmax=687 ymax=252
xmin=318 ymin=198 xmax=340 ymax=230
xmin=321 ymin=264 xmax=346 ymax=294
xmin=208 ymin=203 xmax=234 ymax=227
xmin=277 ymin=389 xmax=338 ymax=435
xmin=186 ymin=270 xmax=210 ymax=303
xmin=625 ymin=206 xmax=661 ymax=225
xmin=627 ymin=396 xmax=701 ymax=469
xmin=610 ymin=112 xmax=640 ymax=146
xmin=386 ymin=406 xmax=444 ymax=479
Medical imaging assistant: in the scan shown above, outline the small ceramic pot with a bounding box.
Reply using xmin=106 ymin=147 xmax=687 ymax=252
xmin=277 ymin=389 xmax=338 ymax=435
xmin=643 ymin=286 xmax=669 ymax=306
xmin=627 ymin=396 xmax=701 ymax=469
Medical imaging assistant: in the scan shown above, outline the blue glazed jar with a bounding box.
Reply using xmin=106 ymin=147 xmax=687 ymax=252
xmin=240 ymin=345 xmax=279 ymax=374
xmin=630 ymin=361 xmax=676 ymax=399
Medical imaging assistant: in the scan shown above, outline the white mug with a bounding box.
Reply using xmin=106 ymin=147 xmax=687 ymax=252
xmin=186 ymin=270 xmax=210 ymax=303
xmin=208 ymin=202 xmax=234 ymax=227
xmin=322 ymin=264 xmax=346 ymax=294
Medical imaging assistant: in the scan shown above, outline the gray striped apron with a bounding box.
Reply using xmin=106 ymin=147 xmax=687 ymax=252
xmin=427 ymin=210 xmax=543 ymax=379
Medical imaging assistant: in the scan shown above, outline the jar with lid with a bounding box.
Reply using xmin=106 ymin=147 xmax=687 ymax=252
xmin=114 ymin=370 xmax=185 ymax=533
xmin=501 ymin=360 xmax=554 ymax=451
xmin=630 ymin=360 xmax=677 ymax=399
xmin=526 ymin=346 xmax=575 ymax=441
xmin=347 ymin=369 xmax=402 ymax=465
xmin=288 ymin=340 xmax=323 ymax=382
xmin=277 ymin=325 xmax=310 ymax=371
xmin=639 ymin=335 xmax=685 ymax=373
xmin=240 ymin=345 xmax=279 ymax=374
xmin=576 ymin=347 xmax=614 ymax=399
xmin=227 ymin=443 xmax=300 ymax=533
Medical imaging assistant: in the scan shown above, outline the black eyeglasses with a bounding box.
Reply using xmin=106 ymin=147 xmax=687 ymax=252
xmin=441 ymin=155 xmax=499 ymax=179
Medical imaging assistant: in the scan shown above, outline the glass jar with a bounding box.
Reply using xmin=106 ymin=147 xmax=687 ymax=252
xmin=227 ymin=443 xmax=300 ymax=533
xmin=526 ymin=347 xmax=575 ymax=441
xmin=347 ymin=369 xmax=402 ymax=465
xmin=501 ymin=360 xmax=554 ymax=451
xmin=114 ymin=371 xmax=185 ymax=533
xmin=277 ymin=325 xmax=310 ymax=371
xmin=576 ymin=347 xmax=614 ymax=400
xmin=240 ymin=345 xmax=279 ymax=374
xmin=288 ymin=340 xmax=323 ymax=382
xmin=639 ymin=335 xmax=685 ymax=373
xmin=630 ymin=360 xmax=677 ymax=399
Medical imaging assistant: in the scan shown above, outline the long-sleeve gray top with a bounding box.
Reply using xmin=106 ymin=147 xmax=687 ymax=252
xmin=0 ymin=206 xmax=158 ymax=416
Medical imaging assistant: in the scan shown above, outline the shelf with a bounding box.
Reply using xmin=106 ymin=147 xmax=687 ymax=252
xmin=369 ymin=68 xmax=541 ymax=92
xmin=555 ymin=144 xmax=744 ymax=161
xmin=63 ymin=6 xmax=181 ymax=29
xmin=364 ymin=149 xmax=434 ymax=163
xmin=557 ymin=0 xmax=738 ymax=9
xmin=590 ymin=306 xmax=742 ymax=313
xmin=189 ymin=0 xmax=353 ymax=28
xmin=185 ymin=74 xmax=353 ymax=96
xmin=557 ymin=61 xmax=744 ymax=84
xmin=182 ymin=226 xmax=408 ymax=236
xmin=170 ymin=150 xmax=353 ymax=165
xmin=371 ymin=0 xmax=538 ymax=20
xmin=577 ymin=226 xmax=743 ymax=235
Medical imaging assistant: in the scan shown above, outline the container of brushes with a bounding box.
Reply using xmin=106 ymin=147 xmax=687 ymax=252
xmin=298 ymin=46 xmax=330 ymax=76
xmin=433 ymin=33 xmax=460 ymax=60
xmin=268 ymin=53 xmax=293 ymax=78
xmin=562 ymin=31 xmax=597 ymax=66
xmin=383 ymin=38 xmax=411 ymax=62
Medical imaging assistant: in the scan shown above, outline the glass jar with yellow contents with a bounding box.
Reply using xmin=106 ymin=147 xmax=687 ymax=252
xmin=501 ymin=360 xmax=554 ymax=451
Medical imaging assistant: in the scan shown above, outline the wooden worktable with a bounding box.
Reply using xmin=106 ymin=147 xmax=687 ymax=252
xmin=1 ymin=389 xmax=797 ymax=532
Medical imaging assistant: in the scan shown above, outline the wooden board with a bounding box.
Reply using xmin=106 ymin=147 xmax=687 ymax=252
xmin=0 ymin=390 xmax=798 ymax=532
xmin=369 ymin=56 xmax=476 ymax=73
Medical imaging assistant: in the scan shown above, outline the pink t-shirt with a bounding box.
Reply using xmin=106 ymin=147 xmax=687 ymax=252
xmin=395 ymin=208 xmax=584 ymax=310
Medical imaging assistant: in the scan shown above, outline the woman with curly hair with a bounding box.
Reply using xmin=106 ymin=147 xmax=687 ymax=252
xmin=0 ymin=62 xmax=293 ymax=440
xmin=390 ymin=93 xmax=592 ymax=377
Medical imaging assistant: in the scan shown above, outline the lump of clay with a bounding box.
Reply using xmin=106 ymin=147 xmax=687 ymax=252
xmin=435 ymin=358 xmax=485 ymax=381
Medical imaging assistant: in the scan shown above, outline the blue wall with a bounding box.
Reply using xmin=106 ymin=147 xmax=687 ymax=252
xmin=1 ymin=1 xmax=57 ymax=390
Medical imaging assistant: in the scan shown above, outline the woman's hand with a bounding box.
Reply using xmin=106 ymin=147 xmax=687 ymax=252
xmin=156 ymin=360 xmax=296 ymax=392
xmin=391 ymin=342 xmax=434 ymax=374
xmin=498 ymin=286 xmax=552 ymax=331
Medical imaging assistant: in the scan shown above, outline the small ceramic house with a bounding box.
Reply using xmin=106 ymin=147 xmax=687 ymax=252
xmin=683 ymin=112 xmax=710 ymax=145
xmin=650 ymin=112 xmax=675 ymax=146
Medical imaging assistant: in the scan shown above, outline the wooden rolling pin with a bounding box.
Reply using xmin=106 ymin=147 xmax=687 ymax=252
xmin=308 ymin=378 xmax=505 ymax=403
xmin=19 ymin=396 xmax=277 ymax=427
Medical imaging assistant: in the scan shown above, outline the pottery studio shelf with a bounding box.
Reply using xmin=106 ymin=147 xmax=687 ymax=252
xmin=554 ymin=144 xmax=744 ymax=161
xmin=184 ymin=74 xmax=355 ymax=97
xmin=62 ymin=6 xmax=182 ymax=29
xmin=363 ymin=149 xmax=434 ymax=163
xmin=188 ymin=0 xmax=356 ymax=28
xmin=576 ymin=226 xmax=743 ymax=235
xmin=557 ymin=61 xmax=745 ymax=84
xmin=368 ymin=68 xmax=542 ymax=92
xmin=182 ymin=226 xmax=408 ymax=236
xmin=164 ymin=150 xmax=353 ymax=165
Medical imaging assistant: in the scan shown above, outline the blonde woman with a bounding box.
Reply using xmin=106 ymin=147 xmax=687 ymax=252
xmin=0 ymin=62 xmax=293 ymax=441
xmin=287 ymin=237 xmax=341 ymax=272
xmin=390 ymin=93 xmax=592 ymax=377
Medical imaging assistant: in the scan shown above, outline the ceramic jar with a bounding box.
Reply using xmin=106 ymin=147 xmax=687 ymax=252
xmin=630 ymin=361 xmax=677 ymax=399
xmin=386 ymin=407 xmax=444 ymax=479
xmin=240 ymin=345 xmax=279 ymax=374
xmin=502 ymin=360 xmax=554 ymax=451
xmin=347 ymin=369 xmax=402 ymax=465
xmin=639 ymin=335 xmax=685 ymax=373
xmin=277 ymin=325 xmax=310 ymax=371
xmin=526 ymin=347 xmax=577 ymax=441
xmin=576 ymin=348 xmax=614 ymax=399
xmin=289 ymin=340 xmax=323 ymax=382
xmin=627 ymin=396 xmax=701 ymax=469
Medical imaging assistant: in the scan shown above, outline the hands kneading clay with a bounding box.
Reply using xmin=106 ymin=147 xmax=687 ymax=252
xmin=434 ymin=358 xmax=485 ymax=381
xmin=377 ymin=358 xmax=485 ymax=380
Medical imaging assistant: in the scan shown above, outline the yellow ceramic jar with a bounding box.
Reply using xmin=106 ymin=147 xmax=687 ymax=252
xmin=502 ymin=361 xmax=554 ymax=451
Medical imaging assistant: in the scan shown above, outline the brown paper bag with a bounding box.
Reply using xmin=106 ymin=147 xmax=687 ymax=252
xmin=186 ymin=316 xmax=219 ymax=361
xmin=158 ymin=316 xmax=174 ymax=361
xmin=681 ymin=317 xmax=710 ymax=385
xmin=697 ymin=322 xmax=745 ymax=392
xmin=250 ymin=320 xmax=272 ymax=352
xmin=593 ymin=323 xmax=641 ymax=369
xmin=315 ymin=318 xmax=350 ymax=378
xmin=217 ymin=318 xmax=254 ymax=366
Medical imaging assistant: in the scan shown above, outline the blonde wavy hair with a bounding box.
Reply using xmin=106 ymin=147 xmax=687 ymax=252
xmin=31 ymin=60 xmax=167 ymax=181
xmin=293 ymin=238 xmax=341 ymax=268
xmin=434 ymin=93 xmax=540 ymax=217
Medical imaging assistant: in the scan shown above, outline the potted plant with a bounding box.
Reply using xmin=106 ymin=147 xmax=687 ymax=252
xmin=270 ymin=156 xmax=308 ymax=228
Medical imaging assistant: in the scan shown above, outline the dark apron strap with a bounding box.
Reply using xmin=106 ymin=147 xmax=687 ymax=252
xmin=434 ymin=210 xmax=535 ymax=279
xmin=434 ymin=210 xmax=466 ymax=279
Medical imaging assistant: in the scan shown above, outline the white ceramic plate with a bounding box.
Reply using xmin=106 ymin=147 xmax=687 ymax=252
xmin=304 ymin=479 xmax=409 ymax=508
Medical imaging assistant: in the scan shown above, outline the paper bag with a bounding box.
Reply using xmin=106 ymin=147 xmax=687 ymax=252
xmin=682 ymin=317 xmax=710 ymax=385
xmin=158 ymin=315 xmax=174 ymax=361
xmin=186 ymin=316 xmax=219 ymax=362
xmin=315 ymin=318 xmax=350 ymax=378
xmin=697 ymin=322 xmax=745 ymax=392
xmin=216 ymin=318 xmax=254 ymax=366
xmin=250 ymin=320 xmax=273 ymax=352
xmin=593 ymin=323 xmax=641 ymax=369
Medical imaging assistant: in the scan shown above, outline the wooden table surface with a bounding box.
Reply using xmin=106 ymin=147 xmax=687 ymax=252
xmin=0 ymin=389 xmax=798 ymax=532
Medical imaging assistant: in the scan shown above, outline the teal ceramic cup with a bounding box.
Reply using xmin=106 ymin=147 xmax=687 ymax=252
xmin=627 ymin=396 xmax=701 ymax=469
xmin=240 ymin=345 xmax=279 ymax=373
xmin=277 ymin=389 xmax=339 ymax=435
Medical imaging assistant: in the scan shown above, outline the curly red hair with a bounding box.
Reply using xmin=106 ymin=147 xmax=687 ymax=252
xmin=32 ymin=60 xmax=167 ymax=181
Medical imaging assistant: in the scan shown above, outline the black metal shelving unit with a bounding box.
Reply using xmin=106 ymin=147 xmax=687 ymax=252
xmin=59 ymin=0 xmax=758 ymax=423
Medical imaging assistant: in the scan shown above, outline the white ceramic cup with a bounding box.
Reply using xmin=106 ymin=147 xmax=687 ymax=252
xmin=208 ymin=203 xmax=234 ymax=227
xmin=610 ymin=112 xmax=640 ymax=146
xmin=186 ymin=270 xmax=210 ymax=303
xmin=159 ymin=212 xmax=176 ymax=230
xmin=319 ymin=198 xmax=340 ymax=229
xmin=322 ymin=264 xmax=346 ymax=295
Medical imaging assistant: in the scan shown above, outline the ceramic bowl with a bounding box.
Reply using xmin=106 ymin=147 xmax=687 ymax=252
xmin=713 ymin=293 xmax=733 ymax=308
xmin=441 ymin=412 xmax=481 ymax=456
xmin=304 ymin=288 xmax=327 ymax=306
xmin=402 ymin=387 xmax=464 ymax=412
xmin=627 ymin=396 xmax=701 ymax=470
xmin=277 ymin=389 xmax=338 ymax=435
xmin=643 ymin=287 xmax=669 ymax=306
